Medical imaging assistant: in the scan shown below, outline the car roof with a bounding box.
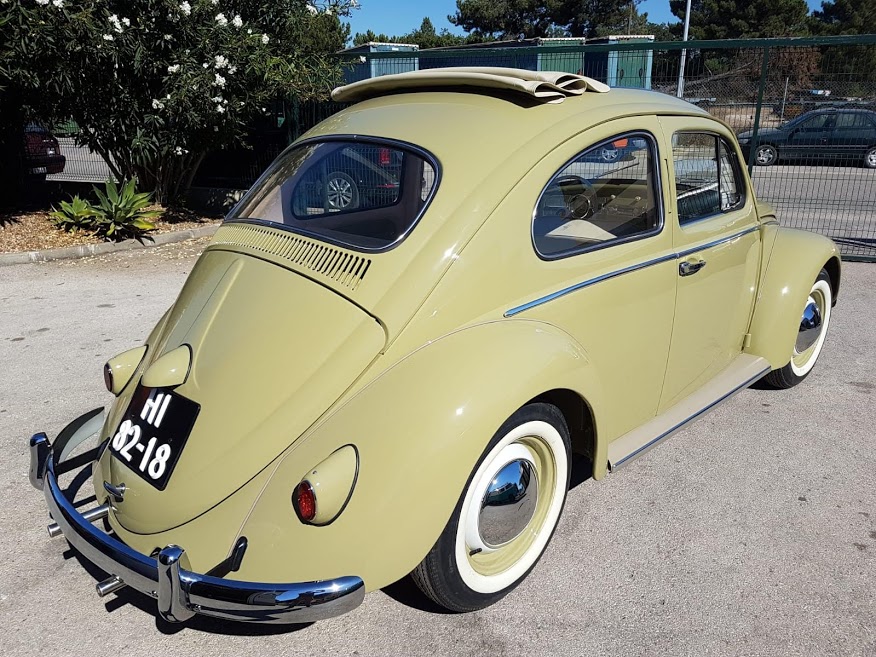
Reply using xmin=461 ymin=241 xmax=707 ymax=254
xmin=309 ymin=82 xmax=708 ymax=164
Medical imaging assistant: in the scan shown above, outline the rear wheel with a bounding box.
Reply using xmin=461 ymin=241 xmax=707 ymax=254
xmin=763 ymin=268 xmax=832 ymax=389
xmin=325 ymin=171 xmax=359 ymax=211
xmin=599 ymin=146 xmax=620 ymax=163
xmin=411 ymin=403 xmax=570 ymax=612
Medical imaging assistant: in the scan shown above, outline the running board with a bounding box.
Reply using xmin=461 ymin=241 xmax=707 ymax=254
xmin=608 ymin=354 xmax=770 ymax=471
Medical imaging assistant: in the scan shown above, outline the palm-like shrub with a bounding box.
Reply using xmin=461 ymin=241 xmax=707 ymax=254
xmin=50 ymin=179 xmax=161 ymax=240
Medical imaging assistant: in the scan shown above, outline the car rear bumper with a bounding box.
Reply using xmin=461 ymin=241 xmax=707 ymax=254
xmin=29 ymin=432 xmax=365 ymax=624
xmin=27 ymin=155 xmax=66 ymax=174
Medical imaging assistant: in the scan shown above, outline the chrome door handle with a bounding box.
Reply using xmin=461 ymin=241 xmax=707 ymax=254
xmin=679 ymin=259 xmax=707 ymax=276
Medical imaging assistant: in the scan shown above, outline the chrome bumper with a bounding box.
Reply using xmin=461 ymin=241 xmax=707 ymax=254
xmin=29 ymin=432 xmax=365 ymax=624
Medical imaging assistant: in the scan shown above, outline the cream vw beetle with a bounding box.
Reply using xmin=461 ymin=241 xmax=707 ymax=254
xmin=29 ymin=69 xmax=840 ymax=623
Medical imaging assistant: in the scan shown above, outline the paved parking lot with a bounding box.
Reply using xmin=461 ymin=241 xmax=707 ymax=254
xmin=0 ymin=240 xmax=874 ymax=657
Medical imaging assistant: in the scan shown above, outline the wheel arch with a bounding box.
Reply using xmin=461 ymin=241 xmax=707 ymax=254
xmin=746 ymin=227 xmax=840 ymax=369
xmin=529 ymin=388 xmax=597 ymax=469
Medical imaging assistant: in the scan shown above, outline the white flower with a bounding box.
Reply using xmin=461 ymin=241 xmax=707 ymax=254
xmin=246 ymin=28 xmax=252 ymax=34
xmin=211 ymin=95 xmax=223 ymax=103
xmin=216 ymin=105 xmax=226 ymax=113
xmin=102 ymin=34 xmax=114 ymax=41
xmin=261 ymin=33 xmax=269 ymax=44
xmin=232 ymin=14 xmax=242 ymax=27
xmin=305 ymin=4 xmax=317 ymax=15
xmin=179 ymin=1 xmax=191 ymax=16
xmin=214 ymin=12 xmax=227 ymax=26
xmin=151 ymin=99 xmax=165 ymax=110
xmin=108 ymin=14 xmax=123 ymax=33
xmin=227 ymin=65 xmax=237 ymax=74
xmin=350 ymin=0 xmax=359 ymax=6
xmin=324 ymin=8 xmax=332 ymax=15
xmin=122 ymin=17 xmax=130 ymax=26
xmin=52 ymin=0 xmax=64 ymax=8
xmin=211 ymin=0 xmax=219 ymax=4
xmin=167 ymin=64 xmax=180 ymax=73
xmin=164 ymin=34 xmax=173 ymax=40
xmin=214 ymin=73 xmax=226 ymax=87
xmin=36 ymin=0 xmax=49 ymax=5
xmin=173 ymin=146 xmax=188 ymax=155
xmin=214 ymin=55 xmax=228 ymax=69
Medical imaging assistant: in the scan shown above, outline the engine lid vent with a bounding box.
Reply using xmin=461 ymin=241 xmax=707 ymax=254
xmin=212 ymin=223 xmax=372 ymax=291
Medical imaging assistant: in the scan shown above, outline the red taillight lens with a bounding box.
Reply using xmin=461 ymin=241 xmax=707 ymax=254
xmin=294 ymin=480 xmax=317 ymax=522
xmin=378 ymin=148 xmax=391 ymax=166
xmin=103 ymin=363 xmax=114 ymax=393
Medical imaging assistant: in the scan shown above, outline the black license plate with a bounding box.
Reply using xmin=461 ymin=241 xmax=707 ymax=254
xmin=109 ymin=385 xmax=200 ymax=490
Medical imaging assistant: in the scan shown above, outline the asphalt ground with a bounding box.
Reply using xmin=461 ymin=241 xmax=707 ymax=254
xmin=0 ymin=239 xmax=874 ymax=657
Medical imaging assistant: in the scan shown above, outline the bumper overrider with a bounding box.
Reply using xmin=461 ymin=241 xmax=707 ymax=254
xmin=29 ymin=432 xmax=365 ymax=624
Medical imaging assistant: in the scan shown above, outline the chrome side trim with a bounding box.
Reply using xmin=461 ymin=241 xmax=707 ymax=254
xmin=506 ymin=224 xmax=760 ymax=317
xmin=612 ymin=366 xmax=769 ymax=469
xmin=505 ymin=253 xmax=676 ymax=317
xmin=675 ymin=224 xmax=760 ymax=259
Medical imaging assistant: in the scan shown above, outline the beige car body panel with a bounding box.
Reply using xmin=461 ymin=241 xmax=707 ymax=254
xmin=94 ymin=86 xmax=840 ymax=592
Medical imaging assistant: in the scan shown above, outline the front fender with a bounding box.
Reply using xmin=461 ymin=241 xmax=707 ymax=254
xmin=234 ymin=319 xmax=600 ymax=591
xmin=746 ymin=226 xmax=840 ymax=369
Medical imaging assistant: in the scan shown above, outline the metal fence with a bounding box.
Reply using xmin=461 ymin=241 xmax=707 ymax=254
xmin=44 ymin=35 xmax=876 ymax=260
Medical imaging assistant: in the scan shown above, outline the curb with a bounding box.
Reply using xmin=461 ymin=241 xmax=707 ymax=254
xmin=0 ymin=224 xmax=219 ymax=267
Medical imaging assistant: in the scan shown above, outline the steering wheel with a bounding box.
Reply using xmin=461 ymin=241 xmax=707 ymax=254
xmin=555 ymin=175 xmax=598 ymax=220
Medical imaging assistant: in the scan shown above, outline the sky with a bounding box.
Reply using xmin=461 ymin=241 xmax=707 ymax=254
xmin=345 ymin=0 xmax=827 ymax=40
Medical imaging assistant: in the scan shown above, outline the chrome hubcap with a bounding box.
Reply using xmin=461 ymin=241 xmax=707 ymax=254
xmin=602 ymin=148 xmax=619 ymax=161
xmin=478 ymin=459 xmax=538 ymax=548
xmin=327 ymin=177 xmax=353 ymax=209
xmin=795 ymin=296 xmax=823 ymax=354
xmin=867 ymin=150 xmax=876 ymax=167
xmin=757 ymin=147 xmax=774 ymax=164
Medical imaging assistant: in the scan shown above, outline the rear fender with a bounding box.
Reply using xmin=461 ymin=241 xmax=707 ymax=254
xmin=746 ymin=227 xmax=840 ymax=369
xmin=235 ymin=319 xmax=601 ymax=591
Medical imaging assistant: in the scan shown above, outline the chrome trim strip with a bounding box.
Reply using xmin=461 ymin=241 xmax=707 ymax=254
xmin=504 ymin=253 xmax=676 ymax=317
xmin=675 ymin=225 xmax=760 ymax=259
xmin=32 ymin=436 xmax=366 ymax=624
xmin=613 ymin=366 xmax=769 ymax=468
xmin=506 ymin=224 xmax=760 ymax=317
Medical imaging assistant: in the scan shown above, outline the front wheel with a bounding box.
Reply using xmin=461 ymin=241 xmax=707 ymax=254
xmin=755 ymin=144 xmax=778 ymax=166
xmin=864 ymin=146 xmax=876 ymax=169
xmin=411 ymin=403 xmax=571 ymax=612
xmin=762 ymin=268 xmax=832 ymax=389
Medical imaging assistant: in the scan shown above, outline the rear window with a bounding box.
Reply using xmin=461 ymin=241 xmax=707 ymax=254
xmin=228 ymin=139 xmax=439 ymax=250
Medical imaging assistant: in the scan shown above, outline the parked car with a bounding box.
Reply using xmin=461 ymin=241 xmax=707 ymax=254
xmin=24 ymin=122 xmax=66 ymax=178
xmin=738 ymin=107 xmax=876 ymax=168
xmin=29 ymin=68 xmax=840 ymax=625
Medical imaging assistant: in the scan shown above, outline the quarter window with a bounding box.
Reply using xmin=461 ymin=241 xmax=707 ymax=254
xmin=672 ymin=133 xmax=744 ymax=225
xmin=533 ymin=133 xmax=660 ymax=258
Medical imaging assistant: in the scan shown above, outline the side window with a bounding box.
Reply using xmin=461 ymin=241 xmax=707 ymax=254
xmin=532 ymin=133 xmax=660 ymax=258
xmin=835 ymin=113 xmax=862 ymax=129
xmin=672 ymin=133 xmax=745 ymax=225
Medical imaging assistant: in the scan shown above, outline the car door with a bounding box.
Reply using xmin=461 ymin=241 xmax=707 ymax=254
xmin=657 ymin=117 xmax=761 ymax=412
xmin=829 ymin=111 xmax=874 ymax=162
xmin=785 ymin=112 xmax=836 ymax=162
xmin=520 ymin=117 xmax=676 ymax=441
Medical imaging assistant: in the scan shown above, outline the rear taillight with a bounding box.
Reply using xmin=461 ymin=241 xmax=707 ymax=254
xmin=293 ymin=481 xmax=317 ymax=522
xmin=378 ymin=148 xmax=391 ymax=166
